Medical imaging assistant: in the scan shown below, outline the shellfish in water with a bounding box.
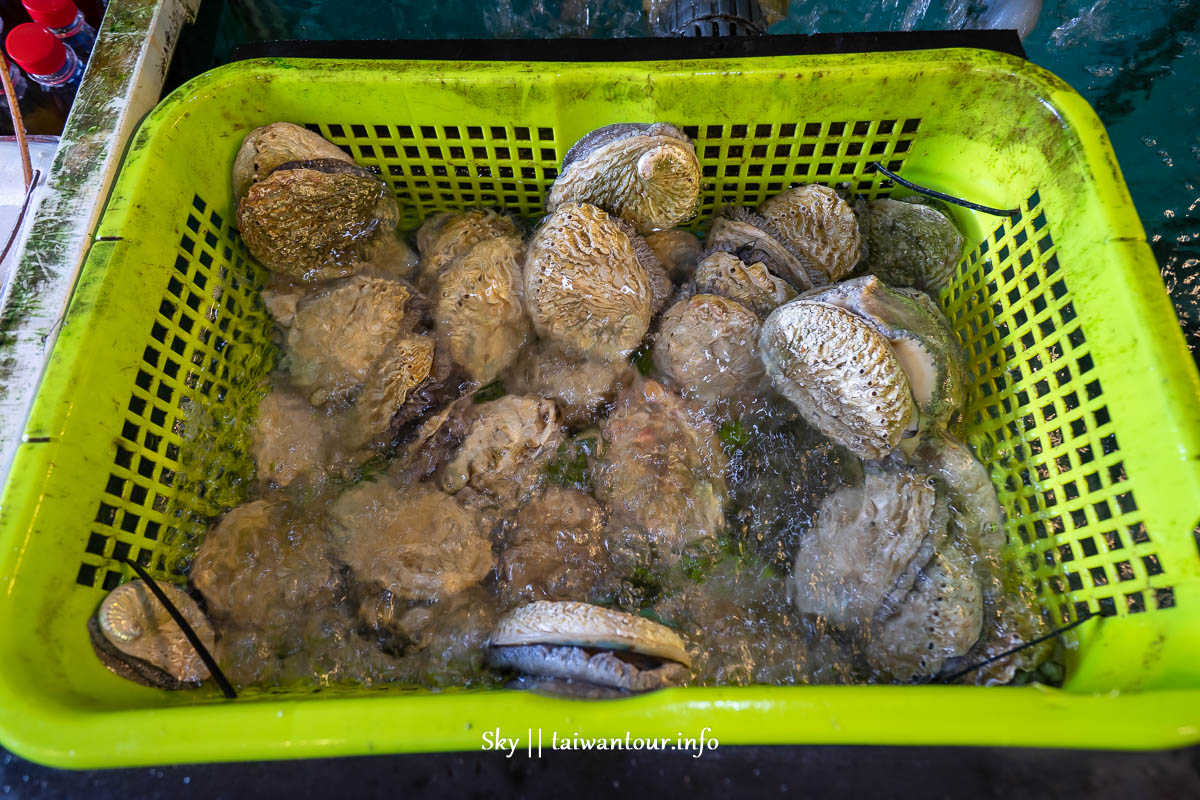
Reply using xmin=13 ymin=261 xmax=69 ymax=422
xmin=759 ymin=275 xmax=966 ymax=459
xmin=488 ymin=601 xmax=691 ymax=695
xmin=89 ymin=580 xmax=216 ymax=689
xmin=758 ymin=184 xmax=862 ymax=283
xmin=547 ymin=123 xmax=701 ymax=234
xmin=790 ymin=465 xmax=983 ymax=682
xmin=860 ymin=197 xmax=964 ymax=293
xmin=594 ymin=380 xmax=727 ymax=573
xmin=237 ymin=159 xmax=400 ymax=282
xmin=653 ymin=293 xmax=764 ymax=405
xmin=524 ymin=202 xmax=655 ymax=362
xmin=693 ymin=250 xmax=796 ymax=318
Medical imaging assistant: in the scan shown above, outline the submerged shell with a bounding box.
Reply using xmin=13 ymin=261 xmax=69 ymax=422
xmin=548 ymin=123 xmax=701 ymax=233
xmin=693 ymin=251 xmax=796 ymax=317
xmin=330 ymin=483 xmax=493 ymax=602
xmin=284 ymin=274 xmax=415 ymax=406
xmin=343 ymin=334 xmax=436 ymax=447
xmin=192 ymin=500 xmax=343 ymax=627
xmin=524 ymin=203 xmax=653 ymax=361
xmin=791 ymin=467 xmax=947 ymax=630
xmin=232 ymin=122 xmax=353 ymax=204
xmin=861 ymin=198 xmax=964 ymax=292
xmin=500 ymin=487 xmax=614 ymax=606
xmin=760 ymin=300 xmax=914 ymax=459
xmin=435 ymin=235 xmax=531 ymax=383
xmin=439 ymin=394 xmax=566 ymax=509
xmin=944 ymin=575 xmax=1051 ymax=686
xmin=251 ymin=382 xmax=335 ymax=486
xmin=758 ymin=185 xmax=861 ymax=282
xmin=93 ymin=580 xmax=215 ymax=686
xmin=489 ymin=601 xmax=692 ymax=666
xmin=594 ymin=380 xmax=727 ymax=570
xmin=804 ymin=276 xmax=967 ymax=435
xmin=705 ymin=207 xmax=815 ymax=290
xmin=507 ymin=341 xmax=636 ymax=426
xmin=866 ymin=542 xmax=982 ymax=681
xmin=415 ymin=210 xmax=521 ymax=288
xmin=645 ymin=229 xmax=704 ymax=280
xmin=909 ymin=433 xmax=1006 ymax=554
xmin=237 ymin=162 xmax=400 ymax=282
xmin=653 ymin=293 xmax=764 ymax=403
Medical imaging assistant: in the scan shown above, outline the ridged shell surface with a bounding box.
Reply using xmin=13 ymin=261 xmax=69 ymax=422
xmin=760 ymin=300 xmax=913 ymax=459
xmin=435 ymin=235 xmax=530 ymax=383
xmin=547 ymin=123 xmax=700 ymax=234
xmin=98 ymin=581 xmax=215 ymax=683
xmin=790 ymin=468 xmax=942 ymax=630
xmin=524 ymin=203 xmax=652 ymax=361
xmin=489 ymin=601 xmax=691 ymax=666
xmin=694 ymin=251 xmax=796 ymax=317
xmin=704 ymin=209 xmax=814 ymax=290
xmin=415 ymin=210 xmax=520 ymax=288
xmin=237 ymin=168 xmax=398 ymax=282
xmin=866 ymin=543 xmax=983 ymax=681
xmin=758 ymin=185 xmax=860 ymax=282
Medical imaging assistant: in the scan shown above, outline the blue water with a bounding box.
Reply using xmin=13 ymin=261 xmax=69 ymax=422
xmin=213 ymin=0 xmax=1200 ymax=365
xmin=780 ymin=0 xmax=1200 ymax=364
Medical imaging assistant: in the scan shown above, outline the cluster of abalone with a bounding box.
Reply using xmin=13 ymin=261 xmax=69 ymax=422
xmin=88 ymin=120 xmax=1047 ymax=697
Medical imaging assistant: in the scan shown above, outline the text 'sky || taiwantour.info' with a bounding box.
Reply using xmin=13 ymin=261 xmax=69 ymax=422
xmin=481 ymin=728 xmax=720 ymax=758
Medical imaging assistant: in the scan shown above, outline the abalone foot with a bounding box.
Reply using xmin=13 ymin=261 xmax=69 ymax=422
xmin=87 ymin=614 xmax=198 ymax=691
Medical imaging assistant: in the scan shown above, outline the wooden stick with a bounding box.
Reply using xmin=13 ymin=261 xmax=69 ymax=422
xmin=0 ymin=50 xmax=33 ymax=193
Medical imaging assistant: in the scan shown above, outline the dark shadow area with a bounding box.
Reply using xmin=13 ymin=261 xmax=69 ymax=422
xmin=3 ymin=744 xmax=1200 ymax=798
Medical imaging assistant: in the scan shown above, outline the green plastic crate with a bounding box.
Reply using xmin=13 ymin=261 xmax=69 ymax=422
xmin=1 ymin=50 xmax=1199 ymax=768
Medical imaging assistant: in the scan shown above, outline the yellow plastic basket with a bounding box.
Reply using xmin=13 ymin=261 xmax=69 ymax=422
xmin=2 ymin=50 xmax=1199 ymax=768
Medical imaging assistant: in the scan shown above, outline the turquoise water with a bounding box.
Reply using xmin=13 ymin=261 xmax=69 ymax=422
xmin=207 ymin=0 xmax=1200 ymax=364
xmin=775 ymin=2 xmax=1200 ymax=364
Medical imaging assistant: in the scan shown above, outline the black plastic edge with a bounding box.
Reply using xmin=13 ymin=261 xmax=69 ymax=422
xmin=231 ymin=30 xmax=1026 ymax=64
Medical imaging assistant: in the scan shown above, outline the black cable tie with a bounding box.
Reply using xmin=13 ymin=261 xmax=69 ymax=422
xmin=118 ymin=558 xmax=237 ymax=699
xmin=868 ymin=163 xmax=1021 ymax=217
xmin=937 ymin=610 xmax=1098 ymax=684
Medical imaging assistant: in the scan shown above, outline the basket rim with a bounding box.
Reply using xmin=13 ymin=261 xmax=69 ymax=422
xmin=3 ymin=50 xmax=1200 ymax=768
xmin=2 ymin=684 xmax=1200 ymax=769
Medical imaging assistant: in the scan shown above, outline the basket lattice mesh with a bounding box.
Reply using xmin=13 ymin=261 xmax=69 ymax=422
xmin=944 ymin=191 xmax=1175 ymax=625
xmin=75 ymin=195 xmax=274 ymax=590
xmin=305 ymin=117 xmax=922 ymax=229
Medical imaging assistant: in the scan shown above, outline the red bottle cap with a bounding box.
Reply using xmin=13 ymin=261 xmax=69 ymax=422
xmin=22 ymin=0 xmax=80 ymax=30
xmin=5 ymin=23 xmax=68 ymax=77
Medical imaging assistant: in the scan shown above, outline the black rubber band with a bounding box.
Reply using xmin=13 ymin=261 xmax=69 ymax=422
xmin=118 ymin=558 xmax=238 ymax=699
xmin=868 ymin=162 xmax=1021 ymax=217
xmin=937 ymin=612 xmax=1097 ymax=684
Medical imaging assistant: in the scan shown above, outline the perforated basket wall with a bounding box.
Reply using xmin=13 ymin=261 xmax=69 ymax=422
xmin=1 ymin=52 xmax=1198 ymax=767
